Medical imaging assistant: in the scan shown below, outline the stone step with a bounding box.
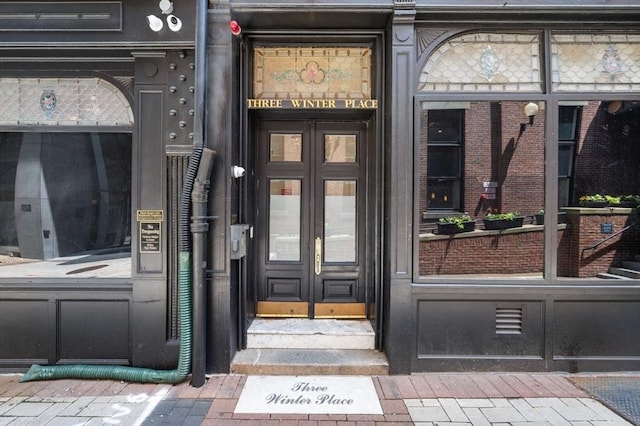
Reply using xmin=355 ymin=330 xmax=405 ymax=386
xmin=608 ymin=267 xmax=640 ymax=279
xmin=230 ymin=348 xmax=389 ymax=375
xmin=597 ymin=272 xmax=633 ymax=279
xmin=247 ymin=318 xmax=375 ymax=350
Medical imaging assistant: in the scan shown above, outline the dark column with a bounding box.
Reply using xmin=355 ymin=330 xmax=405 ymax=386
xmin=384 ymin=4 xmax=416 ymax=374
xmin=131 ymin=52 xmax=179 ymax=368
xmin=205 ymin=1 xmax=236 ymax=373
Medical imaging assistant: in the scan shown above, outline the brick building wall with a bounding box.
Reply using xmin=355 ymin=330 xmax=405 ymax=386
xmin=574 ymin=102 xmax=640 ymax=200
xmin=566 ymin=210 xmax=640 ymax=278
xmin=419 ymin=227 xmax=547 ymax=276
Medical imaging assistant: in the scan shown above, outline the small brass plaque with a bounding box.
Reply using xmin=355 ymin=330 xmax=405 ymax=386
xmin=137 ymin=209 xmax=164 ymax=222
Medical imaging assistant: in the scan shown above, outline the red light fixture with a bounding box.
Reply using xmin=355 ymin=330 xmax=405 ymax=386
xmin=229 ymin=20 xmax=241 ymax=36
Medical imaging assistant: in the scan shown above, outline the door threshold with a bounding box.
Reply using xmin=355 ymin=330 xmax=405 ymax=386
xmin=256 ymin=301 xmax=366 ymax=319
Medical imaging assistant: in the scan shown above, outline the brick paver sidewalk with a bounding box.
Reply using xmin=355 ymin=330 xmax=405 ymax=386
xmin=0 ymin=373 xmax=635 ymax=425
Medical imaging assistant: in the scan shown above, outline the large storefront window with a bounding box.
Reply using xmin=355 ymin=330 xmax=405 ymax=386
xmin=416 ymin=31 xmax=640 ymax=281
xmin=0 ymin=78 xmax=133 ymax=278
xmin=418 ymin=101 xmax=546 ymax=278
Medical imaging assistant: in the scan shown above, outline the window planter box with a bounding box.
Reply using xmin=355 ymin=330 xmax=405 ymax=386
xmin=436 ymin=220 xmax=476 ymax=235
xmin=619 ymin=200 xmax=639 ymax=208
xmin=579 ymin=200 xmax=608 ymax=208
xmin=483 ymin=216 xmax=524 ymax=230
xmin=534 ymin=212 xmax=567 ymax=225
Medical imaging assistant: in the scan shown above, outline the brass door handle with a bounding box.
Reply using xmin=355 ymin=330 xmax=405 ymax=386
xmin=314 ymin=237 xmax=322 ymax=275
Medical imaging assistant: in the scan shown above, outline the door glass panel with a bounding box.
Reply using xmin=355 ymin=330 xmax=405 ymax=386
xmin=268 ymin=179 xmax=301 ymax=261
xmin=270 ymin=133 xmax=302 ymax=162
xmin=324 ymin=134 xmax=356 ymax=163
xmin=324 ymin=180 xmax=356 ymax=262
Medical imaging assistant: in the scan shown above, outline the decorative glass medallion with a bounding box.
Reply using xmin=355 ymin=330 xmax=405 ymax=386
xmin=480 ymin=46 xmax=500 ymax=82
xmin=602 ymin=45 xmax=624 ymax=81
xmin=39 ymin=88 xmax=57 ymax=118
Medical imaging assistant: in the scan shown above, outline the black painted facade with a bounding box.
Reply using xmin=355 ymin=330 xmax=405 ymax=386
xmin=1 ymin=0 xmax=639 ymax=377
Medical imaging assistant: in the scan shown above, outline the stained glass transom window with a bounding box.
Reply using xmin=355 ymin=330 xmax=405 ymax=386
xmin=418 ymin=33 xmax=542 ymax=92
xmin=0 ymin=77 xmax=133 ymax=127
xmin=253 ymin=47 xmax=372 ymax=100
xmin=551 ymin=34 xmax=640 ymax=92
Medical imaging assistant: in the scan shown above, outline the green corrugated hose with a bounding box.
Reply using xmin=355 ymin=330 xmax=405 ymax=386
xmin=20 ymin=252 xmax=193 ymax=384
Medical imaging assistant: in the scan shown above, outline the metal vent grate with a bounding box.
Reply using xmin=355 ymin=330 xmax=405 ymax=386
xmin=167 ymin=154 xmax=190 ymax=340
xmin=495 ymin=307 xmax=523 ymax=335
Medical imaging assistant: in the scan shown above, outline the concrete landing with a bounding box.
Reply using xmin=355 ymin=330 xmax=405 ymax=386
xmin=247 ymin=318 xmax=375 ymax=349
xmin=230 ymin=348 xmax=389 ymax=375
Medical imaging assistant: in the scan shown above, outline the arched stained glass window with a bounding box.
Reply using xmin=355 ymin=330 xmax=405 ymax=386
xmin=418 ymin=33 xmax=542 ymax=93
xmin=551 ymin=33 xmax=640 ymax=92
xmin=0 ymin=77 xmax=133 ymax=127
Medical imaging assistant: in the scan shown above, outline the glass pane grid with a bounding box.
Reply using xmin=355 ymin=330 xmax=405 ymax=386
xmin=552 ymin=34 xmax=640 ymax=92
xmin=0 ymin=77 xmax=133 ymax=126
xmin=418 ymin=33 xmax=542 ymax=92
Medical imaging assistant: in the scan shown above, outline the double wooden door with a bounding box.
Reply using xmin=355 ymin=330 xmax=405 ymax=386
xmin=255 ymin=120 xmax=369 ymax=319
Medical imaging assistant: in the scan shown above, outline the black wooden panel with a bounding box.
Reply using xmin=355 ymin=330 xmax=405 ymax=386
xmin=416 ymin=300 xmax=543 ymax=357
xmin=58 ymin=300 xmax=129 ymax=362
xmin=322 ymin=279 xmax=357 ymax=300
xmin=0 ymin=300 xmax=50 ymax=361
xmin=267 ymin=278 xmax=302 ymax=300
xmin=0 ymin=2 xmax=122 ymax=32
xmin=135 ymin=88 xmax=165 ymax=274
xmin=553 ymin=301 xmax=640 ymax=358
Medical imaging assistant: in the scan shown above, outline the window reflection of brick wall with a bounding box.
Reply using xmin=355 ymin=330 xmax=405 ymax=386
xmin=565 ymin=212 xmax=640 ymax=278
xmin=497 ymin=101 xmax=545 ymax=215
xmin=421 ymin=101 xmax=545 ymax=219
xmin=574 ymin=102 xmax=640 ymax=199
xmin=419 ymin=230 xmax=549 ymax=275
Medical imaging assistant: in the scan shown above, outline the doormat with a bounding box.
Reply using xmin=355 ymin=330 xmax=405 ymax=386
xmin=234 ymin=375 xmax=383 ymax=414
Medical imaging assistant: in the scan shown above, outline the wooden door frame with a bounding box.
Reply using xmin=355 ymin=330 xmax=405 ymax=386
xmin=251 ymin=118 xmax=374 ymax=319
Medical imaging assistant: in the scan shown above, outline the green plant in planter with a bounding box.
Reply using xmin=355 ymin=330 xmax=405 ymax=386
xmin=485 ymin=211 xmax=519 ymax=220
xmin=438 ymin=215 xmax=473 ymax=230
xmin=484 ymin=211 xmax=524 ymax=230
xmin=605 ymin=195 xmax=621 ymax=205
xmin=579 ymin=193 xmax=608 ymax=207
xmin=579 ymin=194 xmax=606 ymax=202
xmin=620 ymin=194 xmax=640 ymax=207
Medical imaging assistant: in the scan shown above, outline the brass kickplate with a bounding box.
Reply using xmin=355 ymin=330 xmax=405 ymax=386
xmin=257 ymin=301 xmax=309 ymax=318
xmin=314 ymin=302 xmax=366 ymax=319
